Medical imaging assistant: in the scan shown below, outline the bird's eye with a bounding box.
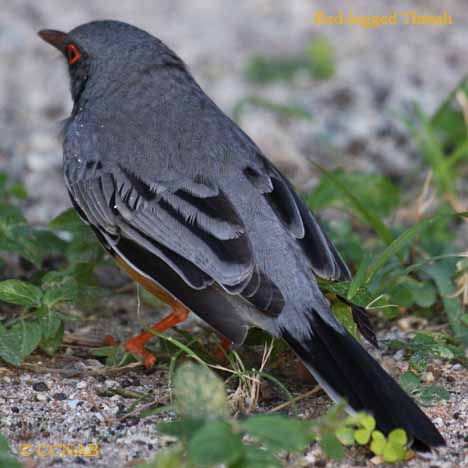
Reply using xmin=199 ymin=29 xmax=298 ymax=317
xmin=66 ymin=43 xmax=81 ymax=65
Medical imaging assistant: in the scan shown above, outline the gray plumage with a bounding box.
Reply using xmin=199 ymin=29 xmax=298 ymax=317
xmin=39 ymin=20 xmax=444 ymax=450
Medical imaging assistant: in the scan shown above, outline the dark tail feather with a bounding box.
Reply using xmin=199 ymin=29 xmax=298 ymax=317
xmin=281 ymin=309 xmax=445 ymax=451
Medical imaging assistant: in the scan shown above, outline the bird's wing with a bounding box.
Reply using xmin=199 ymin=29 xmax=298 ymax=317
xmin=242 ymin=153 xmax=351 ymax=282
xmin=66 ymin=163 xmax=285 ymax=319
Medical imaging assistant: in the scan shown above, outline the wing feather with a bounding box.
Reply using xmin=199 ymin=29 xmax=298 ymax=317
xmin=244 ymin=160 xmax=351 ymax=282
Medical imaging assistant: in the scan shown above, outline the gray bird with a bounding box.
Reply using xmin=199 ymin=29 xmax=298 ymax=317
xmin=38 ymin=20 xmax=444 ymax=451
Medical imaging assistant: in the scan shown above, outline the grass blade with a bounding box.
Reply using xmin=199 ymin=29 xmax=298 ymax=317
xmin=310 ymin=162 xmax=394 ymax=246
xmin=366 ymin=212 xmax=467 ymax=284
xmin=347 ymin=253 xmax=372 ymax=300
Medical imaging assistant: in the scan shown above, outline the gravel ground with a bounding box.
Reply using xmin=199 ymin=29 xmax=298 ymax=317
xmin=0 ymin=1 xmax=467 ymax=467
xmin=0 ymin=312 xmax=466 ymax=468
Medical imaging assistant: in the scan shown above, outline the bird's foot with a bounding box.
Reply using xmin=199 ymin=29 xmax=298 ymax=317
xmin=102 ymin=334 xmax=156 ymax=368
xmin=103 ymin=335 xmax=119 ymax=346
xmin=124 ymin=336 xmax=157 ymax=368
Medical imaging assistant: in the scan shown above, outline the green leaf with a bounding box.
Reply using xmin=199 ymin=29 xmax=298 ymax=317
xmin=387 ymin=277 xmax=437 ymax=308
xmin=409 ymin=352 xmax=428 ymax=372
xmin=232 ymin=96 xmax=312 ymax=124
xmin=32 ymin=230 xmax=68 ymax=254
xmin=399 ymin=371 xmax=421 ymax=393
xmin=0 ymin=202 xmax=26 ymax=227
xmin=306 ymin=36 xmax=335 ymax=79
xmin=43 ymin=286 xmax=77 ymax=309
xmin=335 ymin=426 xmax=354 ymax=446
xmin=8 ymin=182 xmax=28 ymax=200
xmin=419 ymin=385 xmax=450 ymax=405
xmin=37 ymin=308 xmax=62 ymax=339
xmin=319 ymin=432 xmax=344 ymax=460
xmin=0 ymin=455 xmax=22 ymax=468
xmin=360 ymin=414 xmax=376 ymax=432
xmin=242 ymin=414 xmax=313 ymax=452
xmin=331 ymin=301 xmax=358 ymax=340
xmin=383 ymin=442 xmax=406 ymax=462
xmin=187 ymin=420 xmax=243 ymax=467
xmin=66 ymin=238 xmax=104 ymax=264
xmin=308 ymin=166 xmax=394 ymax=246
xmin=0 ymin=280 xmax=42 ymax=307
xmin=0 ymin=172 xmax=7 ymax=195
xmin=137 ymin=448 xmax=186 ymax=468
xmin=317 ymin=279 xmax=373 ymax=308
xmin=425 ymin=262 xmax=468 ymax=345
xmin=430 ymin=74 xmax=468 ymax=154
xmin=48 ymin=208 xmax=87 ymax=232
xmin=369 ymin=430 xmax=386 ymax=455
xmin=232 ymin=445 xmax=281 ymax=468
xmin=366 ymin=213 xmax=459 ymax=284
xmin=173 ymin=362 xmax=229 ymax=420
xmin=245 ymin=55 xmax=307 ymax=84
xmin=347 ymin=253 xmax=372 ymax=300
xmin=387 ymin=428 xmax=407 ymax=446
xmin=0 ymin=320 xmax=42 ymax=366
xmin=0 ymin=222 xmax=44 ymax=267
xmin=39 ymin=321 xmax=64 ymax=356
xmin=157 ymin=419 xmax=205 ymax=439
xmin=0 ymin=434 xmax=10 ymax=452
xmin=354 ymin=429 xmax=371 ymax=445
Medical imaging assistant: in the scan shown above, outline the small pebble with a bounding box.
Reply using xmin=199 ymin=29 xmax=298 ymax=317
xmin=433 ymin=417 xmax=443 ymax=427
xmin=67 ymin=400 xmax=81 ymax=410
xmin=32 ymin=382 xmax=49 ymax=392
xmin=53 ymin=392 xmax=68 ymax=401
xmin=422 ymin=372 xmax=434 ymax=383
xmin=77 ymin=381 xmax=87 ymax=389
xmin=105 ymin=380 xmax=118 ymax=388
xmin=121 ymin=378 xmax=133 ymax=388
xmin=36 ymin=393 xmax=47 ymax=402
xmin=85 ymin=359 xmax=104 ymax=367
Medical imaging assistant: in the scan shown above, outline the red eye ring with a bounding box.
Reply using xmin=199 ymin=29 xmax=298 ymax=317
xmin=66 ymin=43 xmax=81 ymax=65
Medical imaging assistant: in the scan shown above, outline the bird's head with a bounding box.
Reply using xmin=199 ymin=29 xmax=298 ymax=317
xmin=38 ymin=20 xmax=185 ymax=104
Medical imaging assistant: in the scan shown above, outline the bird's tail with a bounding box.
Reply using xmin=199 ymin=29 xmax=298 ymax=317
xmin=280 ymin=308 xmax=445 ymax=451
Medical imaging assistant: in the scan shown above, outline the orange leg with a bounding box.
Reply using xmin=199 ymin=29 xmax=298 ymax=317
xmin=125 ymin=304 xmax=189 ymax=367
xmin=111 ymin=255 xmax=191 ymax=368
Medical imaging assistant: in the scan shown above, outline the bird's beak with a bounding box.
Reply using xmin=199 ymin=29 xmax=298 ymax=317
xmin=38 ymin=29 xmax=68 ymax=53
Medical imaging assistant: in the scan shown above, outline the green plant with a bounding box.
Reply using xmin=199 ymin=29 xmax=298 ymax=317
xmin=138 ymin=362 xmax=409 ymax=467
xmin=307 ymin=163 xmax=468 ymax=344
xmin=402 ymin=76 xmax=468 ymax=197
xmin=0 ymin=178 xmax=108 ymax=366
xmin=0 ymin=434 xmax=21 ymax=468
xmin=245 ymin=36 xmax=335 ymax=84
xmin=399 ymin=371 xmax=450 ymax=407
xmin=232 ymin=96 xmax=313 ymax=125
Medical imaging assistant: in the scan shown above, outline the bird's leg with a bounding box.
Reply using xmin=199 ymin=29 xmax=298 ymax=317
xmin=108 ymin=255 xmax=191 ymax=367
xmin=125 ymin=304 xmax=189 ymax=368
